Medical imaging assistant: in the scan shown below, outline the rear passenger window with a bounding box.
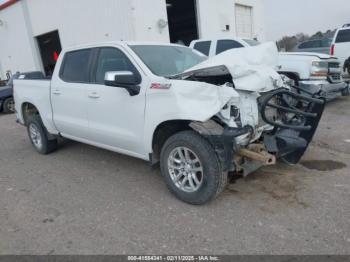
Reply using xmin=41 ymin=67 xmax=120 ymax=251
xmin=216 ymin=40 xmax=244 ymax=55
xmin=193 ymin=41 xmax=211 ymax=56
xmin=336 ymin=29 xmax=350 ymax=43
xmin=60 ymin=49 xmax=92 ymax=83
xmin=95 ymin=48 xmax=140 ymax=84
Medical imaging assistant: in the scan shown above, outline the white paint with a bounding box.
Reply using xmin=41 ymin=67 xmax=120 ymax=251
xmin=187 ymin=42 xmax=283 ymax=92
xmin=0 ymin=0 xmax=265 ymax=76
xmin=196 ymin=0 xmax=265 ymax=41
xmin=235 ymin=4 xmax=253 ymax=38
xmin=331 ymin=25 xmax=350 ymax=71
xmin=14 ymin=42 xmax=279 ymax=159
xmin=0 ymin=2 xmax=38 ymax=76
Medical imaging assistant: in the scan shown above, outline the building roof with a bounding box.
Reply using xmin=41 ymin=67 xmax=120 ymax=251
xmin=0 ymin=0 xmax=19 ymax=11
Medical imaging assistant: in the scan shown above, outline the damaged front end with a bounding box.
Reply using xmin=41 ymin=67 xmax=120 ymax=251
xmin=190 ymin=89 xmax=325 ymax=176
xmin=259 ymin=88 xmax=325 ymax=164
xmin=175 ymin=43 xmax=326 ymax=176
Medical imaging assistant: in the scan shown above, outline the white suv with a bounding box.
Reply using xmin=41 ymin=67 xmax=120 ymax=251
xmin=331 ymin=24 xmax=350 ymax=76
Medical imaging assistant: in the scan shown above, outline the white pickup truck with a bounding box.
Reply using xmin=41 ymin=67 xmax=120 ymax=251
xmin=190 ymin=38 xmax=349 ymax=100
xmin=278 ymin=52 xmax=349 ymax=100
xmin=14 ymin=42 xmax=325 ymax=204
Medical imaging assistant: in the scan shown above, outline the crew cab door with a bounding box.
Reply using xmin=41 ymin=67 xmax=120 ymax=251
xmin=51 ymin=48 xmax=93 ymax=139
xmin=86 ymin=47 xmax=147 ymax=156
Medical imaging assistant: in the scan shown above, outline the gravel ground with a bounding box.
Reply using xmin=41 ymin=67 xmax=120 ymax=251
xmin=0 ymin=96 xmax=349 ymax=255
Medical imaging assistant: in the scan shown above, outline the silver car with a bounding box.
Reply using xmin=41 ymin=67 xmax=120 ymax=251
xmin=292 ymin=38 xmax=332 ymax=54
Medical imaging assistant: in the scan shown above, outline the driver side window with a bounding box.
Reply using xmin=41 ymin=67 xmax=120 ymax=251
xmin=95 ymin=47 xmax=139 ymax=84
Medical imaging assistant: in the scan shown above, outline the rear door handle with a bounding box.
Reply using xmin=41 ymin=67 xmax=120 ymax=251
xmin=52 ymin=89 xmax=61 ymax=95
xmin=88 ymin=92 xmax=100 ymax=99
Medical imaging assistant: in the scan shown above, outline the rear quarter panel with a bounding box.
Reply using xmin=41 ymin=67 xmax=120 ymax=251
xmin=14 ymin=80 xmax=58 ymax=134
xmin=334 ymin=42 xmax=350 ymax=65
xmin=332 ymin=29 xmax=350 ymax=66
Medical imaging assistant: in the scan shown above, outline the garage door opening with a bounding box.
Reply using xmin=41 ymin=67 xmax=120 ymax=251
xmin=36 ymin=30 xmax=62 ymax=76
xmin=166 ymin=0 xmax=198 ymax=46
xmin=235 ymin=4 xmax=253 ymax=38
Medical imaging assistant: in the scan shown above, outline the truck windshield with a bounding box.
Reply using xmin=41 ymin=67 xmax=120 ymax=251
xmin=130 ymin=45 xmax=207 ymax=77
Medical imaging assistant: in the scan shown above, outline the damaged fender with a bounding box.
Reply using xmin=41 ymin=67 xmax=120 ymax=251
xmin=189 ymin=120 xmax=253 ymax=172
xmin=144 ymin=80 xmax=240 ymax=155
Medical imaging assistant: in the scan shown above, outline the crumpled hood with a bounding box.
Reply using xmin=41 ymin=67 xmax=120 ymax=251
xmin=184 ymin=42 xmax=284 ymax=92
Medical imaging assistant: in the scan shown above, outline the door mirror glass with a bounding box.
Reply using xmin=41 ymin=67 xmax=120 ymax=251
xmin=104 ymin=71 xmax=141 ymax=96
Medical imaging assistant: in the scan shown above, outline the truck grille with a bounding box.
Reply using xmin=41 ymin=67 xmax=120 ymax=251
xmin=329 ymin=73 xmax=342 ymax=82
xmin=328 ymin=62 xmax=342 ymax=83
xmin=328 ymin=62 xmax=340 ymax=69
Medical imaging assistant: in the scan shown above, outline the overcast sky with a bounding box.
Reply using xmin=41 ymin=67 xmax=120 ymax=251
xmin=263 ymin=0 xmax=350 ymax=41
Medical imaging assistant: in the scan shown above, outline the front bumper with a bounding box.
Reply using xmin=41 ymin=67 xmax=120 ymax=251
xmin=298 ymin=80 xmax=349 ymax=100
xmin=259 ymin=88 xmax=325 ymax=164
xmin=190 ymin=89 xmax=325 ymax=174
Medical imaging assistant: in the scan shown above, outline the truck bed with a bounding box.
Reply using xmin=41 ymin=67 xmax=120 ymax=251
xmin=14 ymin=79 xmax=57 ymax=134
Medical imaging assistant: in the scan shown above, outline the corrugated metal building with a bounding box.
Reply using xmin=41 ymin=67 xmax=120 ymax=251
xmin=0 ymin=0 xmax=265 ymax=78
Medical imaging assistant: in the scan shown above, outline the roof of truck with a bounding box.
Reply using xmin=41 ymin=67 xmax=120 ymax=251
xmin=63 ymin=41 xmax=187 ymax=52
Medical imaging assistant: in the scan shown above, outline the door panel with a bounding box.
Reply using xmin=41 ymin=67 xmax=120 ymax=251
xmin=87 ymin=84 xmax=146 ymax=154
xmin=87 ymin=47 xmax=146 ymax=155
xmin=51 ymin=49 xmax=92 ymax=139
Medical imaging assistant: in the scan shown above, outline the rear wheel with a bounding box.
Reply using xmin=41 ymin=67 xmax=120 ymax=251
xmin=3 ymin=97 xmax=15 ymax=113
xmin=160 ymin=131 xmax=227 ymax=205
xmin=27 ymin=115 xmax=58 ymax=155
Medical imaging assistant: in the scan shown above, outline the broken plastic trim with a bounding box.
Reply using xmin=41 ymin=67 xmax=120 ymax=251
xmin=167 ymin=65 xmax=230 ymax=80
xmin=260 ymin=88 xmax=326 ymax=164
xmin=190 ymin=121 xmax=253 ymax=172
xmin=259 ymin=88 xmax=325 ymax=131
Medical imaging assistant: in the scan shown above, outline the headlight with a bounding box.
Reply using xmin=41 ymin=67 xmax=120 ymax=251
xmin=312 ymin=61 xmax=328 ymax=68
xmin=311 ymin=61 xmax=328 ymax=77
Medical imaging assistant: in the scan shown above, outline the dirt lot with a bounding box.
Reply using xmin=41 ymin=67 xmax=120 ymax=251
xmin=0 ymin=97 xmax=349 ymax=255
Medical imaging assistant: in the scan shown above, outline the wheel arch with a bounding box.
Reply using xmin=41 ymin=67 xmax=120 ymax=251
xmin=21 ymin=102 xmax=40 ymax=126
xmin=151 ymin=120 xmax=192 ymax=164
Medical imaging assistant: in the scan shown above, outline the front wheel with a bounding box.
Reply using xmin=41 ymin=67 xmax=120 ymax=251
xmin=160 ymin=131 xmax=227 ymax=205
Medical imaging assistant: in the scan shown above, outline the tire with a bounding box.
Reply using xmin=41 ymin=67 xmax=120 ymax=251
xmin=26 ymin=115 xmax=58 ymax=155
xmin=3 ymin=97 xmax=15 ymax=114
xmin=160 ymin=130 xmax=227 ymax=205
xmin=342 ymin=84 xmax=350 ymax=96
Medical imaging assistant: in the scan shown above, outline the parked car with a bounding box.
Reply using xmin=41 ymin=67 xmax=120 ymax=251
xmin=292 ymin=38 xmax=332 ymax=55
xmin=190 ymin=38 xmax=349 ymax=100
xmin=14 ymin=42 xmax=324 ymax=204
xmin=0 ymin=81 xmax=15 ymax=113
xmin=190 ymin=38 xmax=258 ymax=56
xmin=278 ymin=52 xmax=349 ymax=100
xmin=0 ymin=72 xmax=45 ymax=114
xmin=331 ymin=24 xmax=350 ymax=76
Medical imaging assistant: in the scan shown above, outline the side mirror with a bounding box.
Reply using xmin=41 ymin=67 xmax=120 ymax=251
xmin=104 ymin=71 xmax=141 ymax=96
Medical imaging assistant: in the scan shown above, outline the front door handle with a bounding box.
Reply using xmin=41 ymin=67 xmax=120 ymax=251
xmin=88 ymin=92 xmax=100 ymax=99
xmin=52 ymin=89 xmax=61 ymax=95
